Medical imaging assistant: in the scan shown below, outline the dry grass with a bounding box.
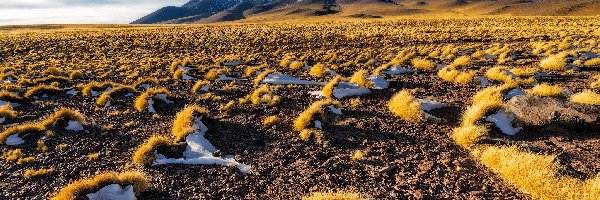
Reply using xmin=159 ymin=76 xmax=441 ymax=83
xmin=263 ymin=115 xmax=281 ymax=127
xmin=68 ymin=70 xmax=83 ymax=79
xmin=591 ymin=75 xmax=600 ymax=89
xmin=570 ymin=90 xmax=600 ymax=105
xmin=302 ymin=190 xmax=367 ymax=200
xmin=81 ymin=81 xmax=118 ymax=96
xmin=0 ymin=91 xmax=23 ymax=102
xmin=191 ymin=80 xmax=210 ymax=93
xmin=0 ymin=123 xmax=45 ymax=145
xmin=134 ymin=88 xmax=170 ymax=112
xmin=540 ymin=53 xmax=567 ymax=70
xmin=350 ymin=150 xmax=365 ymax=162
xmin=294 ymin=99 xmax=341 ymax=132
xmin=0 ymin=104 xmax=18 ymax=119
xmin=1 ymin=149 xmax=24 ymax=161
xmin=172 ymin=105 xmax=209 ymax=142
xmin=309 ymin=63 xmax=328 ymax=77
xmin=387 ymin=90 xmax=424 ymax=123
xmin=349 ymin=70 xmax=373 ymax=88
xmin=249 ymin=85 xmax=280 ymax=107
xmin=583 ymin=58 xmax=600 ymax=66
xmin=322 ymin=75 xmax=343 ymax=99
xmin=437 ymin=66 xmax=476 ymax=84
xmin=450 ymin=56 xmax=471 ymax=68
xmin=411 ymin=58 xmax=436 ymax=70
xmin=24 ymin=168 xmax=54 ymax=179
xmin=254 ymin=70 xmax=274 ymax=87
xmin=132 ymin=135 xmax=172 ymax=165
xmin=40 ymin=108 xmax=86 ymax=127
xmin=96 ymin=86 xmax=136 ymax=106
xmin=451 ymin=124 xmax=489 ymax=148
xmin=51 ymin=171 xmax=149 ymax=200
xmin=24 ymin=85 xmax=62 ymax=98
xmin=526 ymin=83 xmax=565 ymax=97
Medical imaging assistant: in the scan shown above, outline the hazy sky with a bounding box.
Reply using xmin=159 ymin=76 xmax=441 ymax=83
xmin=0 ymin=0 xmax=189 ymax=25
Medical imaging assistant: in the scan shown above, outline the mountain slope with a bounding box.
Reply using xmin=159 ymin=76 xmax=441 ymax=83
xmin=131 ymin=0 xmax=600 ymax=24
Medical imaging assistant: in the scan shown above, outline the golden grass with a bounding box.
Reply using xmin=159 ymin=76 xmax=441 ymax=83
xmin=254 ymin=69 xmax=274 ymax=87
xmin=172 ymin=105 xmax=209 ymax=142
xmin=526 ymin=83 xmax=565 ymax=97
xmin=0 ymin=91 xmax=23 ymax=101
xmin=437 ymin=66 xmax=476 ymax=84
xmin=570 ymin=90 xmax=600 ymax=105
xmin=485 ymin=66 xmax=514 ymax=83
xmin=132 ymin=135 xmax=172 ymax=165
xmin=451 ymin=124 xmax=489 ymax=148
xmin=0 ymin=104 xmax=17 ymax=119
xmin=81 ymin=81 xmax=118 ymax=96
xmin=583 ymin=58 xmax=600 ymax=66
xmin=191 ymin=80 xmax=210 ymax=93
xmin=322 ymin=75 xmax=343 ymax=99
xmin=302 ymin=190 xmax=367 ymax=200
xmin=289 ymin=61 xmax=305 ymax=70
xmin=24 ymin=85 xmax=62 ymax=98
xmin=17 ymin=156 xmax=34 ymax=164
xmin=591 ymin=75 xmax=600 ymax=89
xmin=68 ymin=70 xmax=83 ymax=79
xmin=410 ymin=57 xmax=436 ymax=70
xmin=249 ymin=85 xmax=281 ymax=107
xmin=473 ymin=146 xmax=600 ymax=200
xmin=0 ymin=123 xmax=45 ymax=145
xmin=461 ymin=99 xmax=503 ymax=126
xmin=299 ymin=129 xmax=325 ymax=142
xmin=134 ymin=88 xmax=170 ymax=112
xmin=95 ymin=86 xmax=136 ymax=106
xmin=540 ymin=53 xmax=567 ymax=70
xmin=263 ymin=115 xmax=280 ymax=127
xmin=1 ymin=149 xmax=24 ymax=161
xmin=204 ymin=69 xmax=220 ymax=81
xmin=349 ymin=70 xmax=372 ymax=88
xmin=387 ymin=90 xmax=424 ymax=123
xmin=51 ymin=171 xmax=149 ymax=200
xmin=309 ymin=63 xmax=328 ymax=77
xmin=451 ymin=55 xmax=471 ymax=68
xmin=350 ymin=150 xmax=365 ymax=162
xmin=87 ymin=153 xmax=100 ymax=161
xmin=509 ymin=67 xmax=537 ymax=77
xmin=219 ymin=101 xmax=235 ymax=113
xmin=24 ymin=168 xmax=54 ymax=179
xmin=294 ymin=99 xmax=341 ymax=132
xmin=41 ymin=108 xmax=86 ymax=127
xmin=133 ymin=77 xmax=159 ymax=89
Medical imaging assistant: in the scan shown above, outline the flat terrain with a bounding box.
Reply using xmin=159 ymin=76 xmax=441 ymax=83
xmin=0 ymin=17 xmax=599 ymax=199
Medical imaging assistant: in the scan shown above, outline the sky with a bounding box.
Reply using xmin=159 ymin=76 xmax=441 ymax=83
xmin=0 ymin=0 xmax=189 ymax=25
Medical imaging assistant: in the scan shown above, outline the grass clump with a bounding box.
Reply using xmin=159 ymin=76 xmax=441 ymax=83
xmin=51 ymin=171 xmax=149 ymax=200
xmin=451 ymin=56 xmax=471 ymax=68
xmin=349 ymin=70 xmax=373 ymax=88
xmin=0 ymin=104 xmax=18 ymax=119
xmin=134 ymin=88 xmax=170 ymax=112
xmin=452 ymin=124 xmax=489 ymax=148
xmin=24 ymin=168 xmax=54 ymax=179
xmin=0 ymin=123 xmax=45 ymax=145
xmin=591 ymin=75 xmax=600 ymax=89
xmin=322 ymin=75 xmax=343 ymax=99
xmin=0 ymin=91 xmax=23 ymax=102
xmin=570 ymin=90 xmax=600 ymax=105
xmin=69 ymin=70 xmax=83 ymax=80
xmin=96 ymin=86 xmax=136 ymax=106
xmin=526 ymin=83 xmax=565 ymax=97
xmin=411 ymin=58 xmax=436 ymax=70
xmin=191 ymin=80 xmax=210 ymax=93
xmin=1 ymin=149 xmax=24 ymax=161
xmin=24 ymin=85 xmax=62 ymax=98
xmin=540 ymin=53 xmax=567 ymax=70
xmin=263 ymin=115 xmax=280 ymax=127
xmin=309 ymin=63 xmax=329 ymax=77
xmin=172 ymin=105 xmax=209 ymax=142
xmin=41 ymin=108 xmax=86 ymax=127
xmin=583 ymin=58 xmax=600 ymax=67
xmin=350 ymin=150 xmax=365 ymax=162
xmin=254 ymin=69 xmax=274 ymax=87
xmin=132 ymin=135 xmax=172 ymax=165
xmin=249 ymin=85 xmax=281 ymax=107
xmin=81 ymin=81 xmax=119 ymax=96
xmin=437 ymin=66 xmax=476 ymax=84
xmin=387 ymin=90 xmax=425 ymax=123
xmin=302 ymin=190 xmax=367 ymax=200
xmin=293 ymin=99 xmax=341 ymax=132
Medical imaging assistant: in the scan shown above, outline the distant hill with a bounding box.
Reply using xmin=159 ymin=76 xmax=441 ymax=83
xmin=131 ymin=0 xmax=600 ymax=24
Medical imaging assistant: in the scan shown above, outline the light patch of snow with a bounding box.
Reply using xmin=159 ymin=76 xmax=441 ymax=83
xmin=155 ymin=117 xmax=251 ymax=173
xmin=484 ymin=54 xmax=497 ymax=59
xmin=223 ymin=61 xmax=243 ymax=67
xmin=65 ymin=120 xmax=84 ymax=131
xmin=0 ymin=100 xmax=19 ymax=108
xmin=139 ymin=84 xmax=150 ymax=90
xmin=417 ymin=99 xmax=448 ymax=111
xmin=485 ymin=109 xmax=523 ymax=136
xmin=125 ymin=93 xmax=134 ymax=97
xmin=505 ymin=89 xmax=526 ymax=100
xmin=474 ymin=76 xmax=490 ymax=87
xmin=332 ymin=82 xmax=371 ymax=99
xmin=155 ymin=94 xmax=173 ymax=104
xmin=66 ymin=89 xmax=78 ymax=95
xmin=328 ymin=105 xmax=343 ymax=115
xmin=262 ymin=74 xmax=322 ymax=85
xmin=3 ymin=77 xmax=16 ymax=83
xmin=147 ymin=99 xmax=155 ymax=113
xmin=0 ymin=117 xmax=5 ymax=124
xmin=91 ymin=90 xmax=100 ymax=97
xmin=382 ymin=66 xmax=415 ymax=75
xmin=182 ymin=74 xmax=196 ymax=80
xmin=579 ymin=52 xmax=598 ymax=59
xmin=368 ymin=75 xmax=389 ymax=89
xmin=534 ymin=72 xmax=555 ymax=79
xmin=200 ymin=85 xmax=209 ymax=92
xmin=217 ymin=75 xmax=246 ymax=81
xmin=86 ymin=184 xmax=136 ymax=200
xmin=314 ymin=120 xmax=322 ymax=129
xmin=6 ymin=134 xmax=24 ymax=146
xmin=325 ymin=68 xmax=338 ymax=76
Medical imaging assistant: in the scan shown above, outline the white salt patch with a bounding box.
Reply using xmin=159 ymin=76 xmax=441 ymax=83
xmin=65 ymin=120 xmax=84 ymax=131
xmin=485 ymin=109 xmax=523 ymax=136
xmin=474 ymin=76 xmax=490 ymax=87
xmin=262 ymin=74 xmax=322 ymax=85
xmin=155 ymin=117 xmax=251 ymax=173
xmin=368 ymin=75 xmax=389 ymax=89
xmin=66 ymin=90 xmax=78 ymax=95
xmin=382 ymin=66 xmax=415 ymax=75
xmin=328 ymin=105 xmax=343 ymax=115
xmin=505 ymin=89 xmax=526 ymax=100
xmin=147 ymin=99 xmax=155 ymax=113
xmin=200 ymin=85 xmax=209 ymax=92
xmin=417 ymin=99 xmax=447 ymax=111
xmin=86 ymin=184 xmax=136 ymax=200
xmin=315 ymin=120 xmax=322 ymax=129
xmin=6 ymin=134 xmax=24 ymax=146
xmin=155 ymin=94 xmax=173 ymax=104
xmin=223 ymin=61 xmax=243 ymax=66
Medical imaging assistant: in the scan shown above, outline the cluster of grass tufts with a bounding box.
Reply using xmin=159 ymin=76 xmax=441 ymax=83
xmin=51 ymin=171 xmax=149 ymax=200
xmin=96 ymin=86 xmax=136 ymax=106
xmin=134 ymin=88 xmax=171 ymax=112
xmin=262 ymin=115 xmax=280 ymax=127
xmin=172 ymin=105 xmax=209 ymax=142
xmin=525 ymin=83 xmax=565 ymax=98
xmin=132 ymin=135 xmax=172 ymax=165
xmin=540 ymin=53 xmax=567 ymax=70
xmin=24 ymin=168 xmax=54 ymax=179
xmin=322 ymin=76 xmax=343 ymax=99
xmin=349 ymin=70 xmax=373 ymax=88
xmin=387 ymin=90 xmax=425 ymax=123
xmin=246 ymin=85 xmax=281 ymax=107
xmin=570 ymin=90 xmax=600 ymax=105
xmin=485 ymin=66 xmax=535 ymax=84
xmin=410 ymin=58 xmax=436 ymax=70
xmin=302 ymin=190 xmax=366 ymax=200
xmin=0 ymin=108 xmax=85 ymax=145
xmin=591 ymin=75 xmax=600 ymax=89
xmin=437 ymin=66 xmax=477 ymax=84
xmin=24 ymin=85 xmax=62 ymax=98
xmin=0 ymin=123 xmax=45 ymax=145
xmin=583 ymin=58 xmax=600 ymax=67
xmin=0 ymin=91 xmax=23 ymax=102
xmin=82 ymin=81 xmax=119 ymax=96
xmin=294 ymin=99 xmax=341 ymax=142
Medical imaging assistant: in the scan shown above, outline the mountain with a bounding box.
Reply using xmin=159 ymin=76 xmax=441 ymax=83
xmin=131 ymin=0 xmax=600 ymax=24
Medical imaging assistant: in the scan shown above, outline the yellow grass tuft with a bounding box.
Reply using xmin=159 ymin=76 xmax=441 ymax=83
xmin=24 ymin=168 xmax=54 ymax=179
xmin=24 ymin=85 xmax=62 ymax=98
xmin=204 ymin=69 xmax=220 ymax=81
xmin=219 ymin=101 xmax=236 ymax=113
xmin=41 ymin=108 xmax=86 ymax=127
xmin=134 ymin=88 xmax=170 ymax=112
xmin=451 ymin=55 xmax=471 ymax=68
xmin=289 ymin=61 xmax=305 ymax=70
xmin=411 ymin=58 xmax=436 ymax=70
xmin=349 ymin=70 xmax=372 ymax=88
xmin=322 ymin=75 xmax=343 ymax=99
xmin=249 ymin=85 xmax=280 ymax=107
xmin=69 ymin=70 xmax=83 ymax=79
xmin=263 ymin=115 xmax=281 ymax=127
xmin=17 ymin=156 xmax=34 ymax=164
xmin=540 ymin=53 xmax=567 ymax=70
xmin=309 ymin=63 xmax=328 ymax=77
xmin=591 ymin=75 xmax=600 ymax=89
xmin=1 ymin=149 xmax=24 ymax=161
xmin=294 ymin=99 xmax=341 ymax=132
xmin=87 ymin=153 xmax=100 ymax=161
xmin=526 ymin=83 xmax=564 ymax=97
xmin=350 ymin=150 xmax=365 ymax=162
xmin=0 ymin=91 xmax=23 ymax=102
xmin=302 ymin=190 xmax=367 ymax=200
xmin=437 ymin=66 xmax=476 ymax=84
xmin=191 ymin=80 xmax=210 ymax=93
xmin=462 ymin=99 xmax=502 ymax=126
xmin=0 ymin=123 xmax=45 ymax=145
xmin=96 ymin=86 xmax=136 ymax=106
xmin=254 ymin=70 xmax=274 ymax=87
xmin=51 ymin=171 xmax=149 ymax=200
xmin=132 ymin=135 xmax=172 ymax=165
xmin=583 ymin=58 xmax=600 ymax=67
xmin=0 ymin=105 xmax=18 ymax=119
xmin=570 ymin=90 xmax=600 ymax=105
xmin=172 ymin=105 xmax=209 ymax=142
xmin=81 ymin=81 xmax=119 ymax=96
xmin=474 ymin=146 xmax=600 ymax=200
xmin=451 ymin=124 xmax=489 ymax=148
xmin=387 ymin=90 xmax=425 ymax=123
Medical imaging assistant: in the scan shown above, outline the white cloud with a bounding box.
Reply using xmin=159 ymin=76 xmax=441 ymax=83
xmin=0 ymin=0 xmax=189 ymax=25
